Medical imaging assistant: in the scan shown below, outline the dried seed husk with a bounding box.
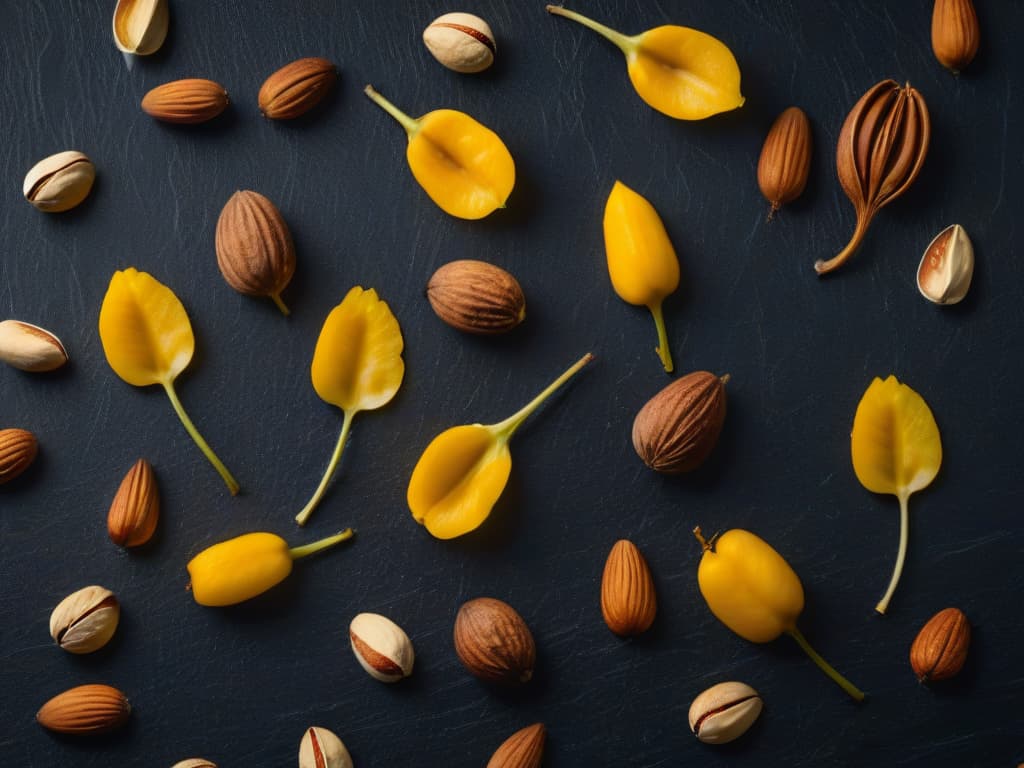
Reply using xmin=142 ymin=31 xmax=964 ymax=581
xmin=107 ymin=459 xmax=160 ymax=547
xmin=917 ymin=224 xmax=973 ymax=305
xmin=258 ymin=57 xmax=337 ymax=119
xmin=757 ymin=106 xmax=812 ymax=218
xmin=23 ymin=150 xmax=95 ymax=213
xmin=0 ymin=320 xmax=68 ymax=371
xmin=910 ymin=607 xmax=970 ymax=682
xmin=426 ymin=259 xmax=525 ymax=334
xmin=816 ymin=80 xmax=930 ymax=275
xmin=215 ymin=190 xmax=296 ymax=314
xmin=932 ymin=0 xmax=980 ymax=73
xmin=49 ymin=586 xmax=120 ymax=654
xmin=112 ymin=0 xmax=169 ymax=55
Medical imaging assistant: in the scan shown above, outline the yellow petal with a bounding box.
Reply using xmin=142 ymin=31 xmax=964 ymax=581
xmin=311 ymin=286 xmax=404 ymax=413
xmin=408 ymin=109 xmax=516 ymax=220
xmin=851 ymin=375 xmax=942 ymax=497
xmin=603 ymin=181 xmax=680 ymax=308
xmin=407 ymin=425 xmax=512 ymax=539
xmin=98 ymin=268 xmax=194 ymax=387
xmin=627 ymin=26 xmax=744 ymax=120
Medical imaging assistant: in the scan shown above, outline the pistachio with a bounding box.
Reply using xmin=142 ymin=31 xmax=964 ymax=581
xmin=23 ymin=150 xmax=95 ymax=213
xmin=171 ymin=761 xmax=218 ymax=768
xmin=112 ymin=0 xmax=169 ymax=55
xmin=423 ymin=12 xmax=496 ymax=73
xmin=688 ymin=681 xmax=763 ymax=744
xmin=49 ymin=585 xmax=120 ymax=654
xmin=299 ymin=726 xmax=353 ymax=768
xmin=917 ymin=224 xmax=973 ymax=305
xmin=0 ymin=320 xmax=68 ymax=372
xmin=349 ymin=612 xmax=415 ymax=682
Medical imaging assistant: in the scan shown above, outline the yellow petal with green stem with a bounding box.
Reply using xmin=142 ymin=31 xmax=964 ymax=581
xmin=850 ymin=375 xmax=941 ymax=613
xmin=297 ymin=286 xmax=404 ymax=525
xmin=99 ymin=268 xmax=239 ymax=495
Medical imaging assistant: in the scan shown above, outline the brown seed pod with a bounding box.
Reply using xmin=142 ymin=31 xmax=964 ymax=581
xmin=454 ymin=597 xmax=535 ymax=684
xmin=141 ymin=78 xmax=229 ymax=124
xmin=632 ymin=371 xmax=728 ymax=473
xmin=600 ymin=539 xmax=657 ymax=636
xmin=426 ymin=259 xmax=526 ymax=334
xmin=0 ymin=428 xmax=38 ymax=484
xmin=107 ymin=458 xmax=159 ymax=547
xmin=931 ymin=0 xmax=980 ymax=73
xmin=258 ymin=57 xmax=337 ymax=120
xmin=486 ymin=723 xmax=546 ymax=768
xmin=757 ymin=106 xmax=812 ymax=219
xmin=910 ymin=607 xmax=971 ymax=683
xmin=215 ymin=190 xmax=296 ymax=314
xmin=36 ymin=684 xmax=131 ymax=735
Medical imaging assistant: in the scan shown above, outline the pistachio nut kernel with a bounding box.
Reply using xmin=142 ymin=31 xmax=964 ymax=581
xmin=688 ymin=681 xmax=763 ymax=744
xmin=49 ymin=585 xmax=120 ymax=654
xmin=23 ymin=151 xmax=96 ymax=212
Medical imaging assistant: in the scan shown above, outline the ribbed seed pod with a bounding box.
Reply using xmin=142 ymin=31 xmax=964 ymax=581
xmin=426 ymin=259 xmax=526 ymax=334
xmin=601 ymin=539 xmax=657 ymax=636
xmin=757 ymin=106 xmax=812 ymax=218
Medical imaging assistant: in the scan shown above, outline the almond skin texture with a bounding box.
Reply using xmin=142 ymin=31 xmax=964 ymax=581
xmin=757 ymin=106 xmax=812 ymax=217
xmin=427 ymin=259 xmax=526 ymax=334
xmin=454 ymin=597 xmax=535 ymax=684
xmin=215 ymin=190 xmax=296 ymax=313
xmin=632 ymin=371 xmax=728 ymax=473
xmin=910 ymin=607 xmax=971 ymax=683
xmin=486 ymin=723 xmax=546 ymax=768
xmin=932 ymin=0 xmax=979 ymax=73
xmin=0 ymin=428 xmax=38 ymax=484
xmin=141 ymin=78 xmax=229 ymax=124
xmin=36 ymin=684 xmax=130 ymax=735
xmin=107 ymin=458 xmax=159 ymax=547
xmin=601 ymin=539 xmax=657 ymax=636
xmin=259 ymin=57 xmax=336 ymax=119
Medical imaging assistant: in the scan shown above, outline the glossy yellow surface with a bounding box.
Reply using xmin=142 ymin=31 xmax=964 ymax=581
xmin=98 ymin=268 xmax=193 ymax=387
xmin=365 ymin=86 xmax=515 ymax=220
xmin=851 ymin=375 xmax=941 ymax=498
xmin=547 ymin=6 xmax=743 ymax=120
xmin=408 ymin=353 xmax=593 ymax=540
xmin=603 ymin=181 xmax=679 ymax=371
xmin=696 ymin=529 xmax=803 ymax=643
xmin=188 ymin=532 xmax=293 ymax=607
xmin=311 ymin=287 xmax=404 ymax=413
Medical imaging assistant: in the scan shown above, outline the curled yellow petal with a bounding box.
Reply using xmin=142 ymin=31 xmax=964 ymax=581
xmin=99 ymin=267 xmax=193 ymax=387
xmin=850 ymin=375 xmax=941 ymax=613
xmin=297 ymin=286 xmax=404 ymax=525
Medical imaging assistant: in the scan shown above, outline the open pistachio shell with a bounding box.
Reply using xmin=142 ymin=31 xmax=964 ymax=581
xmin=113 ymin=0 xmax=169 ymax=55
xmin=917 ymin=224 xmax=973 ymax=305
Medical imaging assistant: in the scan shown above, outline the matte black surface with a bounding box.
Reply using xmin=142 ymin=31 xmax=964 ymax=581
xmin=1 ymin=1 xmax=1021 ymax=765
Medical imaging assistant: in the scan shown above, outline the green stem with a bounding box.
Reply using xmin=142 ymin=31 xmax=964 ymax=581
xmin=364 ymin=85 xmax=421 ymax=137
xmin=270 ymin=292 xmax=290 ymax=316
xmin=649 ymin=301 xmax=674 ymax=373
xmin=161 ymin=381 xmax=239 ymax=495
xmin=288 ymin=528 xmax=355 ymax=560
xmin=545 ymin=5 xmax=638 ymax=55
xmin=490 ymin=353 xmax=594 ymax=440
xmin=787 ymin=626 xmax=865 ymax=702
xmin=875 ymin=492 xmax=910 ymax=615
xmin=295 ymin=409 xmax=356 ymax=526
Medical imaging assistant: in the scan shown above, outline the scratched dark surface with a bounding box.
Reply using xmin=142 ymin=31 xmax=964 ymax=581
xmin=1 ymin=0 xmax=1022 ymax=765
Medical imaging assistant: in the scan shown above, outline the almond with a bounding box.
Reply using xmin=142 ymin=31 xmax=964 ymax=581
xmin=910 ymin=607 xmax=971 ymax=683
xmin=107 ymin=458 xmax=159 ymax=547
xmin=215 ymin=190 xmax=296 ymax=314
xmin=36 ymin=684 xmax=130 ymax=735
xmin=141 ymin=78 xmax=229 ymax=124
xmin=0 ymin=319 xmax=68 ymax=371
xmin=486 ymin=723 xmax=546 ymax=768
xmin=601 ymin=539 xmax=656 ymax=636
xmin=258 ymin=57 xmax=337 ymax=120
xmin=454 ymin=597 xmax=535 ymax=684
xmin=932 ymin=0 xmax=980 ymax=73
xmin=0 ymin=428 xmax=38 ymax=485
xmin=632 ymin=371 xmax=729 ymax=474
xmin=426 ymin=259 xmax=525 ymax=334
xmin=757 ymin=106 xmax=811 ymax=218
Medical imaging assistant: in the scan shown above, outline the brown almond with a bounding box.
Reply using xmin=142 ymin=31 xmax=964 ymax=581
xmin=632 ymin=371 xmax=728 ymax=474
xmin=910 ymin=607 xmax=971 ymax=683
xmin=601 ymin=539 xmax=656 ymax=636
xmin=486 ymin=723 xmax=546 ymax=768
xmin=427 ymin=259 xmax=525 ymax=334
xmin=215 ymin=190 xmax=296 ymax=314
xmin=454 ymin=597 xmax=535 ymax=684
xmin=932 ymin=0 xmax=979 ymax=73
xmin=757 ymin=106 xmax=811 ymax=218
xmin=36 ymin=684 xmax=130 ymax=735
xmin=141 ymin=78 xmax=229 ymax=124
xmin=258 ymin=57 xmax=337 ymax=120
xmin=107 ymin=459 xmax=159 ymax=547
xmin=0 ymin=428 xmax=38 ymax=484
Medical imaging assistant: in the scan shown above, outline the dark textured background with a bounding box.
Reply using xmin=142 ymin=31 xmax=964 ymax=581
xmin=1 ymin=1 xmax=1021 ymax=765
